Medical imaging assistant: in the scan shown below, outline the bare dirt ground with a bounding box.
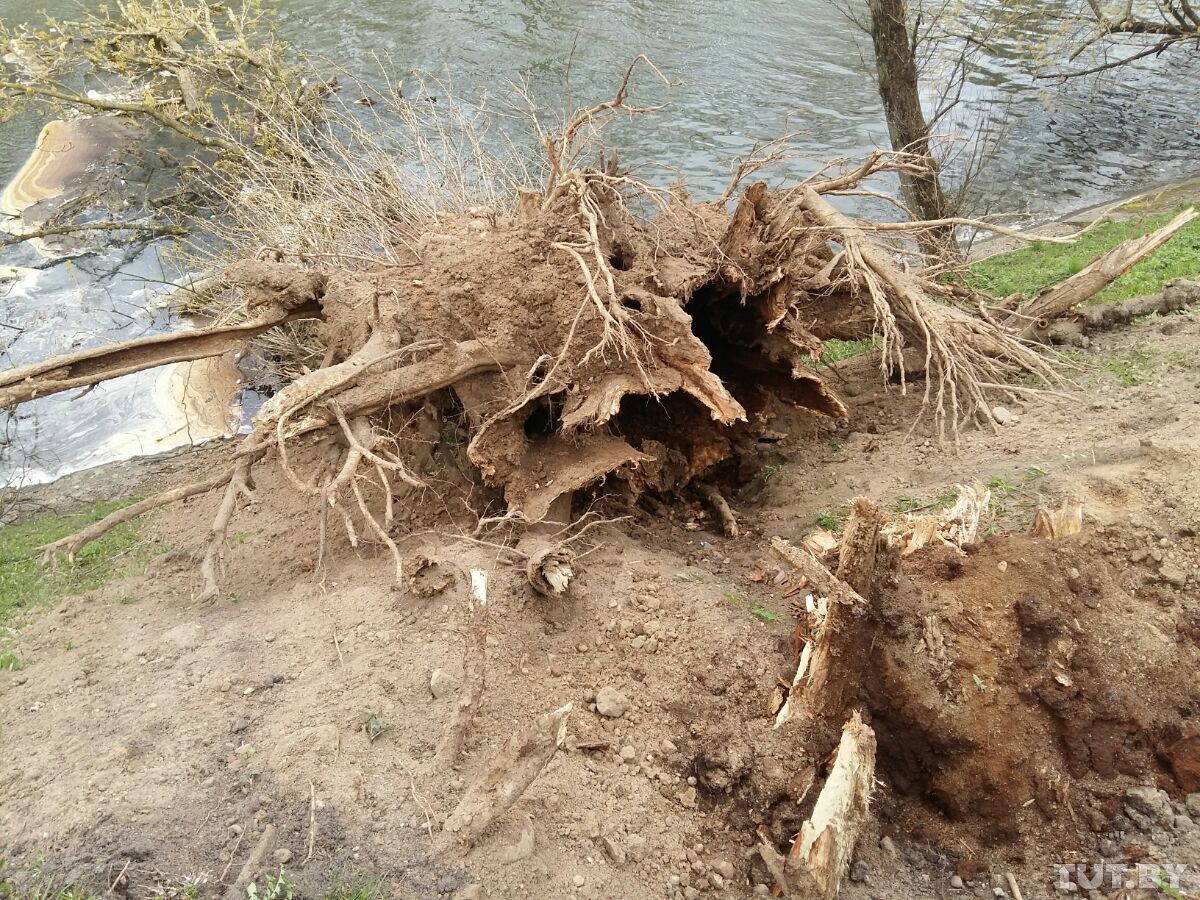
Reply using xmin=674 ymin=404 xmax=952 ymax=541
xmin=2 ymin=310 xmax=1199 ymax=900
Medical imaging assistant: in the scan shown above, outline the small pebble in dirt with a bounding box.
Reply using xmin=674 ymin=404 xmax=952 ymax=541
xmin=711 ymin=859 xmax=735 ymax=881
xmin=997 ymin=560 xmax=1008 ymax=572
xmin=272 ymin=848 xmax=292 ymax=864
xmin=452 ymin=886 xmax=481 ymax=900
xmin=991 ymin=405 xmax=1013 ymax=425
xmin=602 ymin=835 xmax=626 ymax=866
xmin=850 ymin=861 xmax=869 ymax=883
xmin=573 ymin=874 xmax=586 ymax=888
xmin=879 ymin=836 xmax=897 ymax=857
xmin=993 ymin=889 xmax=1008 ymax=899
xmin=620 ymin=745 xmax=637 ymax=762
xmin=430 ymin=668 xmax=458 ymax=699
xmin=595 ymin=686 xmax=630 ymax=718
xmin=1159 ymin=563 xmax=1187 ymax=587
xmin=662 ymin=739 xmax=678 ymax=754
xmin=950 ymin=875 xmax=964 ymax=889
xmin=753 ymin=886 xmax=770 ymax=897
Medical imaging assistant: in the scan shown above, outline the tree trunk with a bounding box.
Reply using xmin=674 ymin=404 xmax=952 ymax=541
xmin=867 ymin=0 xmax=954 ymax=254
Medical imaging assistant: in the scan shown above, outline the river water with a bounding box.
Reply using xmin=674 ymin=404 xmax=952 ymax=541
xmin=1 ymin=0 xmax=1198 ymax=485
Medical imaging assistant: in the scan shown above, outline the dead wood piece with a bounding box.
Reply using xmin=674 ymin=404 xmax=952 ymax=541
xmin=526 ymin=546 xmax=574 ymax=596
xmin=699 ymin=483 xmax=739 ymax=538
xmin=436 ymin=569 xmax=489 ymax=767
xmin=835 ymin=497 xmax=884 ymax=598
xmin=1012 ymin=208 xmax=1197 ymax=335
xmin=1037 ymin=278 xmax=1200 ymax=345
xmin=1029 ymin=501 xmax=1083 ymax=539
xmin=436 ymin=702 xmax=572 ymax=853
xmin=0 ymin=304 xmax=318 ymax=408
xmin=223 ymin=823 xmax=278 ymax=900
xmin=770 ymin=538 xmax=869 ymax=726
xmin=784 ymin=713 xmax=877 ymax=900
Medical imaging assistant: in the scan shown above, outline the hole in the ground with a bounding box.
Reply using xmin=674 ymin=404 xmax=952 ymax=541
xmin=621 ymin=294 xmax=643 ymax=312
xmin=609 ymin=247 xmax=634 ymax=271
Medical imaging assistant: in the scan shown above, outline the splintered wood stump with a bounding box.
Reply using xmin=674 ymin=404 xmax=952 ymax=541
xmin=770 ymin=537 xmax=872 ymax=726
xmin=786 ymin=713 xmax=878 ymax=899
xmin=835 ymin=497 xmax=885 ymax=598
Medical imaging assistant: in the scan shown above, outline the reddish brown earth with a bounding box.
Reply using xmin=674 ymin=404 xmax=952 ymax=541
xmin=2 ymin=310 xmax=1199 ymax=900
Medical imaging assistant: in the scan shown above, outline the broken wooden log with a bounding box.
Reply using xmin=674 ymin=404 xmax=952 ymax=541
xmin=1035 ymin=278 xmax=1200 ymax=346
xmin=785 ymin=712 xmax=878 ymax=899
xmin=1010 ymin=208 xmax=1197 ymax=337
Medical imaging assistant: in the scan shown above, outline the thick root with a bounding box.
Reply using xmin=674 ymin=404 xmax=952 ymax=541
xmin=436 ymin=569 xmax=489 ymax=767
xmin=435 ymin=702 xmax=572 ymax=853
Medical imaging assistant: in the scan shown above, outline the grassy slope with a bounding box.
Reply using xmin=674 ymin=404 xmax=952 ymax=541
xmin=969 ymin=205 xmax=1200 ymax=304
xmin=0 ymin=501 xmax=154 ymax=670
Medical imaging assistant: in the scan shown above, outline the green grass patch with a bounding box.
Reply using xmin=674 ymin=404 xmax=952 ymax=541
xmin=805 ymin=336 xmax=881 ymax=368
xmin=323 ymin=879 xmax=388 ymax=900
xmin=970 ymin=205 xmax=1200 ymax=305
xmin=816 ymin=506 xmax=850 ymax=532
xmin=1099 ymin=342 xmax=1192 ymax=386
xmin=0 ymin=500 xmax=155 ymax=630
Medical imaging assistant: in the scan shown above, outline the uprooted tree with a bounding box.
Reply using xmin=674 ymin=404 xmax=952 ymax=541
xmin=0 ymin=6 xmax=1195 ymax=605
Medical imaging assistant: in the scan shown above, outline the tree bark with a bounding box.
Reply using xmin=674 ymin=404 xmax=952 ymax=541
xmin=867 ymin=0 xmax=954 ymax=252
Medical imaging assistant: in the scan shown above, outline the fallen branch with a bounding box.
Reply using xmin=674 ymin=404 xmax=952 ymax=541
xmin=0 ymin=304 xmax=319 ymax=408
xmin=1038 ymin=278 xmax=1200 ymax=345
xmin=435 ymin=569 xmax=489 ymax=767
xmin=435 ymin=702 xmax=572 ymax=853
xmin=785 ymin=713 xmax=877 ymax=900
xmin=1011 ymin=208 xmax=1197 ymax=336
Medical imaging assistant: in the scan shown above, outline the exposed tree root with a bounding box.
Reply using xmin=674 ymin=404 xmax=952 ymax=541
xmin=436 ymin=569 xmax=489 ymax=767
xmin=222 ymin=824 xmax=278 ymax=900
xmin=435 ymin=702 xmax=572 ymax=853
xmin=699 ymin=484 xmax=739 ymax=538
xmin=17 ymin=119 xmax=1121 ymax=600
xmin=0 ymin=302 xmax=320 ymax=408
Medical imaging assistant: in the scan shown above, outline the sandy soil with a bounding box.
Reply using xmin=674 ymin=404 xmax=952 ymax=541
xmin=2 ymin=311 xmax=1199 ymax=900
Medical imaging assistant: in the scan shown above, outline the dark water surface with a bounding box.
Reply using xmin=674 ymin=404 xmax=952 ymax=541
xmin=0 ymin=0 xmax=1197 ymax=483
